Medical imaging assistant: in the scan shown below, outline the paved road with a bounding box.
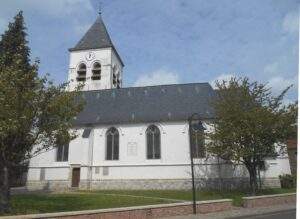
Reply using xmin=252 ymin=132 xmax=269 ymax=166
xmin=229 ymin=209 xmax=296 ymax=219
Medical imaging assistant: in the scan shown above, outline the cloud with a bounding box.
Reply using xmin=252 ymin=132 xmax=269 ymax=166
xmin=210 ymin=73 xmax=235 ymax=88
xmin=133 ymin=69 xmax=180 ymax=87
xmin=0 ymin=17 xmax=7 ymax=33
xmin=263 ymin=62 xmax=279 ymax=76
xmin=267 ymin=75 xmax=297 ymax=95
xmin=0 ymin=0 xmax=93 ymax=18
xmin=282 ymin=10 xmax=298 ymax=34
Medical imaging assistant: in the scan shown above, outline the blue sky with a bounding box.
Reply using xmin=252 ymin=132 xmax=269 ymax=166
xmin=0 ymin=0 xmax=298 ymax=103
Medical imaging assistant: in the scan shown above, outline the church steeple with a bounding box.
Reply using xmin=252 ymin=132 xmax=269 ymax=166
xmin=69 ymin=15 xmax=113 ymax=52
xmin=67 ymin=14 xmax=124 ymax=91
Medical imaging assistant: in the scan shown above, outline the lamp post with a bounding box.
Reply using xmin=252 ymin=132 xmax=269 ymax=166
xmin=188 ymin=113 xmax=205 ymax=215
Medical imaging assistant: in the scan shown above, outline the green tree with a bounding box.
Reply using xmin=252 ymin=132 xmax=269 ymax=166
xmin=0 ymin=12 xmax=84 ymax=213
xmin=207 ymin=77 xmax=295 ymax=194
xmin=0 ymin=11 xmax=31 ymax=71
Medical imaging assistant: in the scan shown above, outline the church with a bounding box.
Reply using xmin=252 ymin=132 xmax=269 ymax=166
xmin=26 ymin=14 xmax=291 ymax=191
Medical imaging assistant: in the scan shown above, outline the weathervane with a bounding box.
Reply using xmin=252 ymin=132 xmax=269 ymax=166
xmin=98 ymin=1 xmax=102 ymax=15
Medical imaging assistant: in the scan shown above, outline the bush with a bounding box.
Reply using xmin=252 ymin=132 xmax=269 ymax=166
xmin=279 ymin=174 xmax=296 ymax=188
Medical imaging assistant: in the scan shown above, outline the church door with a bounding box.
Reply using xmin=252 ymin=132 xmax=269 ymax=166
xmin=72 ymin=168 xmax=80 ymax=187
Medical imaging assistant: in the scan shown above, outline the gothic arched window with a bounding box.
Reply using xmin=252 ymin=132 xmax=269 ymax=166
xmin=56 ymin=144 xmax=69 ymax=162
xmin=92 ymin=62 xmax=101 ymax=80
xmin=106 ymin=127 xmax=119 ymax=160
xmin=190 ymin=123 xmax=205 ymax=158
xmin=146 ymin=125 xmax=161 ymax=159
xmin=76 ymin=63 xmax=86 ymax=82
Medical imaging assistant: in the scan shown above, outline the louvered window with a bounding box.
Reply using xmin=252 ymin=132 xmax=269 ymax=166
xmin=76 ymin=63 xmax=86 ymax=82
xmin=92 ymin=62 xmax=101 ymax=80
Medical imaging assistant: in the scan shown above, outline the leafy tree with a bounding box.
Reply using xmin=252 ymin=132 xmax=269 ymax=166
xmin=206 ymin=77 xmax=295 ymax=194
xmin=0 ymin=12 xmax=84 ymax=213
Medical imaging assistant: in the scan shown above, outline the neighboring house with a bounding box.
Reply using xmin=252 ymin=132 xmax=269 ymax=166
xmin=287 ymin=139 xmax=297 ymax=175
xmin=26 ymin=14 xmax=291 ymax=191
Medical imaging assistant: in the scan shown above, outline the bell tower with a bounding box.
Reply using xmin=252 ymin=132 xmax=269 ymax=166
xmin=67 ymin=14 xmax=124 ymax=91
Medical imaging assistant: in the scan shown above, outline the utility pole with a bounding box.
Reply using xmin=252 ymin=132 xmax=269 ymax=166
xmin=188 ymin=113 xmax=205 ymax=214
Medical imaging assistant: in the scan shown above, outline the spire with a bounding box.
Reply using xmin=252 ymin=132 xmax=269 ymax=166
xmin=69 ymin=15 xmax=113 ymax=51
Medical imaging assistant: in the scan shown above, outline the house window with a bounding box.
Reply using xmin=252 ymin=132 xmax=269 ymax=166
xmin=191 ymin=129 xmax=205 ymax=158
xmin=146 ymin=125 xmax=161 ymax=159
xmin=106 ymin=127 xmax=119 ymax=160
xmin=76 ymin=63 xmax=86 ymax=82
xmin=92 ymin=62 xmax=101 ymax=80
xmin=56 ymin=144 xmax=69 ymax=162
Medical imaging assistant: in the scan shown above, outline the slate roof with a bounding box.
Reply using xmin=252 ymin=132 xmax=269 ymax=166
xmin=73 ymin=83 xmax=216 ymax=126
xmin=69 ymin=15 xmax=124 ymax=66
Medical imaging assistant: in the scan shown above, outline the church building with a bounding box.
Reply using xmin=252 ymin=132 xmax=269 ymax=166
xmin=26 ymin=14 xmax=291 ymax=190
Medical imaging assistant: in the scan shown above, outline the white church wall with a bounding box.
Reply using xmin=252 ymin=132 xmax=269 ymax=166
xmin=91 ymin=121 xmax=191 ymax=168
xmin=26 ymin=120 xmax=292 ymax=190
xmin=111 ymin=49 xmax=123 ymax=88
xmin=262 ymin=158 xmax=291 ymax=178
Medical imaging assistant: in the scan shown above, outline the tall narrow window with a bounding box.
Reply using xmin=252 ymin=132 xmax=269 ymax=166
xmin=146 ymin=125 xmax=161 ymax=159
xmin=106 ymin=127 xmax=119 ymax=160
xmin=56 ymin=144 xmax=69 ymax=162
xmin=92 ymin=62 xmax=101 ymax=80
xmin=112 ymin=66 xmax=117 ymax=87
xmin=191 ymin=128 xmax=205 ymax=158
xmin=116 ymin=72 xmax=121 ymax=88
xmin=76 ymin=63 xmax=86 ymax=82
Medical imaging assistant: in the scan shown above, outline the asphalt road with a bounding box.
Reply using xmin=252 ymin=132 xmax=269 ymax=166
xmin=229 ymin=209 xmax=296 ymax=219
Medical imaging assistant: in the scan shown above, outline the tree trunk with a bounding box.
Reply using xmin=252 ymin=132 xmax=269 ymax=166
xmin=246 ymin=164 xmax=258 ymax=195
xmin=0 ymin=166 xmax=11 ymax=213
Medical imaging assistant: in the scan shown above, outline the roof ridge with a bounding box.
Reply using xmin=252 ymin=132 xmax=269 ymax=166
xmin=81 ymin=82 xmax=212 ymax=93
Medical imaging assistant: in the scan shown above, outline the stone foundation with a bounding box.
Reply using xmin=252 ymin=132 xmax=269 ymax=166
xmin=24 ymin=177 xmax=281 ymax=192
xmin=242 ymin=193 xmax=296 ymax=208
xmin=0 ymin=199 xmax=233 ymax=219
xmin=26 ymin=180 xmax=70 ymax=191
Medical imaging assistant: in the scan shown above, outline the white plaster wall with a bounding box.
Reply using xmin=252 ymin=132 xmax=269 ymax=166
xmin=27 ymin=121 xmax=291 ymax=183
xmin=262 ymin=158 xmax=291 ymax=178
xmin=111 ymin=49 xmax=123 ymax=88
xmin=91 ymin=121 xmax=191 ymax=167
xmin=44 ymin=168 xmax=70 ymax=180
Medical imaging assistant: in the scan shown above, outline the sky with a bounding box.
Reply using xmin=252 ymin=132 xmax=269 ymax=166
xmin=0 ymin=0 xmax=298 ymax=103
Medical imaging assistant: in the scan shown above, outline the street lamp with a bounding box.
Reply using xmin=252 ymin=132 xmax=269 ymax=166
xmin=188 ymin=113 xmax=205 ymax=214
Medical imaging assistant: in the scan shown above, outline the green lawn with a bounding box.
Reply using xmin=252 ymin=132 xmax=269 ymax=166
xmin=10 ymin=192 xmax=172 ymax=216
xmin=95 ymin=187 xmax=296 ymax=206
xmin=7 ymin=187 xmax=296 ymax=216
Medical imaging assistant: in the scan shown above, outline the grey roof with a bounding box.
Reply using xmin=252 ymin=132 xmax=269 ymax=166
xmin=69 ymin=16 xmax=124 ymax=66
xmin=73 ymin=83 xmax=216 ymax=126
xmin=70 ymin=15 xmax=112 ymax=51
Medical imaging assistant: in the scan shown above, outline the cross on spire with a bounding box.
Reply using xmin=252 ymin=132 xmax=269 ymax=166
xmin=98 ymin=2 xmax=102 ymax=15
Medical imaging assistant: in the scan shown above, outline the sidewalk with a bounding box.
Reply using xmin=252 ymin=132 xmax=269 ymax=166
xmin=161 ymin=204 xmax=296 ymax=219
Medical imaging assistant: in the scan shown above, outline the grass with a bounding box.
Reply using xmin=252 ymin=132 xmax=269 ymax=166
xmin=10 ymin=192 xmax=172 ymax=216
xmin=7 ymin=187 xmax=296 ymax=216
xmin=89 ymin=187 xmax=296 ymax=207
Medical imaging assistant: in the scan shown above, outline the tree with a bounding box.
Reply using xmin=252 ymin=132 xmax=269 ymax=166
xmin=0 ymin=12 xmax=84 ymax=213
xmin=0 ymin=11 xmax=31 ymax=72
xmin=206 ymin=77 xmax=295 ymax=194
